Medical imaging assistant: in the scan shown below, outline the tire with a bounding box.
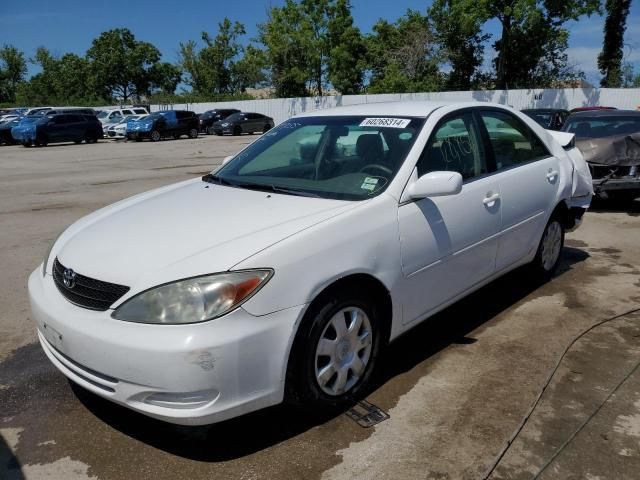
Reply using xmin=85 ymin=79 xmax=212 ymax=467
xmin=207 ymin=126 xmax=215 ymax=135
xmin=263 ymin=124 xmax=271 ymax=133
xmin=173 ymin=134 xmax=181 ymax=140
xmin=74 ymin=139 xmax=82 ymax=144
xmin=150 ymin=130 xmax=161 ymax=142
xmin=286 ymin=287 xmax=383 ymax=409
xmin=188 ymin=128 xmax=198 ymax=139
xmin=233 ymin=125 xmax=242 ymax=136
xmin=529 ymin=212 xmax=565 ymax=282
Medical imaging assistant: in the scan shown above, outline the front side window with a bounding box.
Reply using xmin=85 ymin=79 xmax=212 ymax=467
xmin=214 ymin=116 xmax=425 ymax=200
xmin=480 ymin=111 xmax=549 ymax=170
xmin=417 ymin=113 xmax=487 ymax=181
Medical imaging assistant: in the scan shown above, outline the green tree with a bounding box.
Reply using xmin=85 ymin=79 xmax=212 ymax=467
xmin=428 ymin=0 xmax=489 ymax=90
xmin=87 ymin=28 xmax=164 ymax=102
xmin=16 ymin=48 xmax=103 ymax=105
xmin=179 ymin=18 xmax=255 ymax=95
xmin=598 ymin=0 xmax=632 ymax=87
xmin=327 ymin=0 xmax=366 ymax=94
xmin=0 ymin=44 xmax=27 ymax=103
xmin=258 ymin=0 xmax=311 ymax=97
xmin=621 ymin=63 xmax=640 ymax=88
xmin=480 ymin=0 xmax=601 ymax=89
xmin=149 ymin=62 xmax=182 ymax=94
xmin=231 ymin=45 xmax=268 ymax=93
xmin=366 ymin=10 xmax=444 ymax=93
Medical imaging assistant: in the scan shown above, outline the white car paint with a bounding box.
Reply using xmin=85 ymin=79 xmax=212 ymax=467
xmin=28 ymin=101 xmax=591 ymax=425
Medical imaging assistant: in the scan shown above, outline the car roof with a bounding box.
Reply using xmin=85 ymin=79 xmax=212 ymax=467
xmin=522 ymin=108 xmax=568 ymax=113
xmin=296 ymin=101 xmax=484 ymax=118
xmin=567 ymin=109 xmax=640 ymax=118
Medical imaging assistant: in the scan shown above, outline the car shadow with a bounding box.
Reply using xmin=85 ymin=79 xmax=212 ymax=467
xmin=73 ymin=247 xmax=590 ymax=463
xmin=0 ymin=433 xmax=24 ymax=480
xmin=588 ymin=196 xmax=640 ymax=217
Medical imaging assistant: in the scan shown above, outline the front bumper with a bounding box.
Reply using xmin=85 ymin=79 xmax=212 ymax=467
xmin=107 ymin=130 xmax=125 ymax=138
xmin=28 ymin=269 xmax=305 ymax=425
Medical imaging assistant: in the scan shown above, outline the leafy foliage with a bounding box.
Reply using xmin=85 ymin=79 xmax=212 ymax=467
xmin=0 ymin=44 xmax=27 ymax=103
xmin=598 ymin=0 xmax=632 ymax=87
xmin=87 ymin=28 xmax=167 ymax=102
xmin=366 ymin=10 xmax=445 ymax=93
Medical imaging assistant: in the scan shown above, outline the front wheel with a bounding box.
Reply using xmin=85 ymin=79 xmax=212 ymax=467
xmin=150 ymin=130 xmax=161 ymax=142
xmin=286 ymin=288 xmax=382 ymax=409
xmin=188 ymin=128 xmax=198 ymax=139
xmin=529 ymin=213 xmax=565 ymax=281
xmin=233 ymin=125 xmax=242 ymax=136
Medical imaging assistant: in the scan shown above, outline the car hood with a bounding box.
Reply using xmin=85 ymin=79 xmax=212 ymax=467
xmin=56 ymin=178 xmax=356 ymax=296
xmin=576 ymin=133 xmax=640 ymax=167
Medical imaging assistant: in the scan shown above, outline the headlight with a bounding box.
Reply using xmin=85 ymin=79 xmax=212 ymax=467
xmin=221 ymin=123 xmax=229 ymax=127
xmin=42 ymin=231 xmax=63 ymax=277
xmin=111 ymin=270 xmax=273 ymax=324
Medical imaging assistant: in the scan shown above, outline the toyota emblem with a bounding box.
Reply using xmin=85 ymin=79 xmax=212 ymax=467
xmin=62 ymin=268 xmax=77 ymax=289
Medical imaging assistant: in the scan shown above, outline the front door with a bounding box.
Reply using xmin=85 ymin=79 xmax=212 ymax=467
xmin=397 ymin=112 xmax=501 ymax=325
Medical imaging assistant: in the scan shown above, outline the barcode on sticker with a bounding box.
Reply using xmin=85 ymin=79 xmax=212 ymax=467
xmin=360 ymin=118 xmax=411 ymax=128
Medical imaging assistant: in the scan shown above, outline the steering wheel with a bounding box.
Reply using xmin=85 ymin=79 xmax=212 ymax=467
xmin=359 ymin=164 xmax=393 ymax=177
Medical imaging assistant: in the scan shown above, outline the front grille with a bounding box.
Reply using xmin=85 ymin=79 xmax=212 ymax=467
xmin=53 ymin=258 xmax=129 ymax=311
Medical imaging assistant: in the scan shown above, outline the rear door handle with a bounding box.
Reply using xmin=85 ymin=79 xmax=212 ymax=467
xmin=546 ymin=170 xmax=559 ymax=181
xmin=483 ymin=192 xmax=500 ymax=205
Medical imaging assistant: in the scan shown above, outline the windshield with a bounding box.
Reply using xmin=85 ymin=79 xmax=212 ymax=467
xmin=564 ymin=116 xmax=640 ymax=139
xmin=213 ymin=116 xmax=424 ymax=201
xmin=97 ymin=111 xmax=110 ymax=119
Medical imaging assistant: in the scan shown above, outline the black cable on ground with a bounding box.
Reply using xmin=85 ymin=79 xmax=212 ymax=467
xmin=480 ymin=306 xmax=640 ymax=480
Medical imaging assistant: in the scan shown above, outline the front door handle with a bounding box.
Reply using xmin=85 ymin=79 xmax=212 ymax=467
xmin=483 ymin=192 xmax=500 ymax=205
xmin=546 ymin=170 xmax=559 ymax=181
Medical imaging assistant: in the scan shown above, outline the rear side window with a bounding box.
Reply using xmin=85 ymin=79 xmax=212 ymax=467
xmin=480 ymin=111 xmax=550 ymax=170
xmin=417 ymin=113 xmax=487 ymax=181
xmin=133 ymin=109 xmax=147 ymax=114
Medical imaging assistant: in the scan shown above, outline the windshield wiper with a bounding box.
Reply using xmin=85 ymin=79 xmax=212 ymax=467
xmin=202 ymin=173 xmax=235 ymax=186
xmin=202 ymin=174 xmax=321 ymax=198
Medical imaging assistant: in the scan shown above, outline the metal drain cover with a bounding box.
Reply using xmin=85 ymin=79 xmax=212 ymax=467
xmin=345 ymin=400 xmax=390 ymax=428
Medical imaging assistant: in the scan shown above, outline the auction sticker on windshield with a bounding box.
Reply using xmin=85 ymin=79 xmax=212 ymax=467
xmin=359 ymin=118 xmax=411 ymax=128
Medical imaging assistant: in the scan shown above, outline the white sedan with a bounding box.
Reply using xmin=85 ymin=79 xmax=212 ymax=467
xmin=29 ymin=102 xmax=593 ymax=425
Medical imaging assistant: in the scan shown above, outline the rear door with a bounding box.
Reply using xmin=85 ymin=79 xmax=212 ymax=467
xmin=397 ymin=111 xmax=501 ymax=324
xmin=478 ymin=109 xmax=561 ymax=271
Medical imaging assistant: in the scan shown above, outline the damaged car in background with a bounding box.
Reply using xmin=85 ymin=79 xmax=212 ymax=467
xmin=29 ymin=101 xmax=592 ymax=426
xmin=563 ymin=110 xmax=640 ymax=201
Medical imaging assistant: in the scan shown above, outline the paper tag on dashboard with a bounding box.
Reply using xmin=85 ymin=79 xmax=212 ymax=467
xmin=360 ymin=118 xmax=411 ymax=128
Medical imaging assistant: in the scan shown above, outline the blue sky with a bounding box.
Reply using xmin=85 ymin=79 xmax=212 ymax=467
xmin=1 ymin=0 xmax=639 ymax=87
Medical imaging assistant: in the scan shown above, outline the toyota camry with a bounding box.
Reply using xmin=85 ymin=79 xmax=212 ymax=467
xmin=29 ymin=101 xmax=593 ymax=425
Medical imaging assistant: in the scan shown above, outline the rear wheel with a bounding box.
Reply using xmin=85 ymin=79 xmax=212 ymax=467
xmin=188 ymin=128 xmax=198 ymax=139
xmin=150 ymin=130 xmax=161 ymax=142
xmin=529 ymin=213 xmax=565 ymax=282
xmin=286 ymin=287 xmax=382 ymax=409
xmin=74 ymin=139 xmax=82 ymax=144
xmin=173 ymin=134 xmax=181 ymax=140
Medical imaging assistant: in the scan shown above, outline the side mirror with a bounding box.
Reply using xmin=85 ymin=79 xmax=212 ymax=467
xmin=222 ymin=155 xmax=234 ymax=165
xmin=407 ymin=171 xmax=463 ymax=200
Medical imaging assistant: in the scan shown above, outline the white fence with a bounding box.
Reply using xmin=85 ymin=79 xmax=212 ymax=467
xmin=150 ymin=88 xmax=640 ymax=125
